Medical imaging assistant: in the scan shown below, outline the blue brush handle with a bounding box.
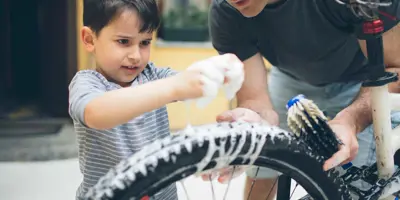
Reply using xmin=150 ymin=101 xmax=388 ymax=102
xmin=286 ymin=94 xmax=306 ymax=109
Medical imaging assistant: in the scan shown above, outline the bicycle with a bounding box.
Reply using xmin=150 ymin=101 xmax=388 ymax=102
xmin=82 ymin=0 xmax=399 ymax=199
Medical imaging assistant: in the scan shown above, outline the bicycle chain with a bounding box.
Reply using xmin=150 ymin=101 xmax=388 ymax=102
xmin=340 ymin=163 xmax=400 ymax=199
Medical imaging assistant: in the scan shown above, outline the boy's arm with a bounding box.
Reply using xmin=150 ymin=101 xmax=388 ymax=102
xmin=151 ymin=63 xmax=181 ymax=102
xmin=151 ymin=62 xmax=179 ymax=79
xmin=69 ymin=73 xmax=179 ymax=130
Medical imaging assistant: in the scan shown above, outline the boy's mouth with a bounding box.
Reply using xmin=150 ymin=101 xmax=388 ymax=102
xmin=121 ymin=65 xmax=139 ymax=72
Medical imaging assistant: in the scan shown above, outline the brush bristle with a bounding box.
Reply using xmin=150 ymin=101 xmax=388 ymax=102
xmin=286 ymin=95 xmax=342 ymax=160
xmin=287 ymin=98 xmax=327 ymax=136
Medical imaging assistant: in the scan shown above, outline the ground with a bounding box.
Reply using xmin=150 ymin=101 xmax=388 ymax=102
xmin=0 ymin=158 xmax=307 ymax=200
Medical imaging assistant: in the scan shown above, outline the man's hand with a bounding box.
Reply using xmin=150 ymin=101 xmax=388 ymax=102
xmin=200 ymin=107 xmax=279 ymax=183
xmin=323 ymin=117 xmax=359 ymax=171
xmin=217 ymin=107 xmax=279 ymax=126
xmin=217 ymin=108 xmax=262 ymax=123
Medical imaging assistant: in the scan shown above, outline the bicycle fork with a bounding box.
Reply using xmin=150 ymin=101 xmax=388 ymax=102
xmin=360 ymin=17 xmax=399 ymax=199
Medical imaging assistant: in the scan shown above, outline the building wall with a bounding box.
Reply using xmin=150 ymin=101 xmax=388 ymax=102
xmin=162 ymin=0 xmax=210 ymax=13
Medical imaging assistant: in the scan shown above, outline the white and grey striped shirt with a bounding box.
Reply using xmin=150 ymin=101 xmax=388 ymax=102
xmin=68 ymin=63 xmax=178 ymax=200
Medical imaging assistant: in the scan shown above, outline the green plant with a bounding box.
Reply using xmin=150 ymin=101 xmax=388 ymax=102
xmin=162 ymin=4 xmax=209 ymax=29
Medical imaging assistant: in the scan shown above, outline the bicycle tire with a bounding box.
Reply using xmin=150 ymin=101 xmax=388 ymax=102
xmin=84 ymin=121 xmax=352 ymax=200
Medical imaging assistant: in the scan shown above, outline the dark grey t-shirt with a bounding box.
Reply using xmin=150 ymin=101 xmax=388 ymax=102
xmin=210 ymin=0 xmax=399 ymax=85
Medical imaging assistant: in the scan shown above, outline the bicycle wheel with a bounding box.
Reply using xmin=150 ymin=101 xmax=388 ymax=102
xmin=84 ymin=121 xmax=351 ymax=200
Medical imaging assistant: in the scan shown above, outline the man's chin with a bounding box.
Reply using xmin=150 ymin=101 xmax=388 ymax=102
xmin=238 ymin=7 xmax=263 ymax=18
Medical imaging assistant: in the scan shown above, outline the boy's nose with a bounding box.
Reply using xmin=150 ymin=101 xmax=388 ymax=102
xmin=127 ymin=48 xmax=140 ymax=63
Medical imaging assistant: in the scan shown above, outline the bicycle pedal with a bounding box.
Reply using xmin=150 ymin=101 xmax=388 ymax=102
xmin=341 ymin=166 xmax=363 ymax=183
xmin=380 ymin=169 xmax=400 ymax=198
xmin=360 ymin=168 xmax=400 ymax=199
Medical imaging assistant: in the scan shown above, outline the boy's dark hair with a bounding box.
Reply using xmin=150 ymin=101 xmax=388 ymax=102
xmin=83 ymin=0 xmax=160 ymax=34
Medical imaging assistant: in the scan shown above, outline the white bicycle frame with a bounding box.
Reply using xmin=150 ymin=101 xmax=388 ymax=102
xmin=372 ymin=85 xmax=400 ymax=200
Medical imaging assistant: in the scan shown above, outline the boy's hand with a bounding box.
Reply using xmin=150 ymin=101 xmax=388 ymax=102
xmin=171 ymin=70 xmax=218 ymax=101
xmin=175 ymin=54 xmax=244 ymax=107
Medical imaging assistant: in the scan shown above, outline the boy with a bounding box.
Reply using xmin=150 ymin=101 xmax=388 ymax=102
xmin=69 ymin=0 xmax=244 ymax=199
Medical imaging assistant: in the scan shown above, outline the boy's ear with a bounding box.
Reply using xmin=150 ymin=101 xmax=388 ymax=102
xmin=81 ymin=26 xmax=96 ymax=52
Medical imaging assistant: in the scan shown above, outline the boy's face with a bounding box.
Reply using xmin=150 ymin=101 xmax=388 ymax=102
xmin=82 ymin=10 xmax=153 ymax=87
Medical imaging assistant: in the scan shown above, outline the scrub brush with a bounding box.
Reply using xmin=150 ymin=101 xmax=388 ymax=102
xmin=286 ymin=94 xmax=343 ymax=159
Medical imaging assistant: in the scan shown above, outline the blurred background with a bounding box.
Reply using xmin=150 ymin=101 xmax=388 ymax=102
xmin=0 ymin=0 xmax=275 ymax=199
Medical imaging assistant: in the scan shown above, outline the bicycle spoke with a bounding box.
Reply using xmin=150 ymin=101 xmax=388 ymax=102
xmin=246 ymin=167 xmax=260 ymax=200
xmin=265 ymin=177 xmax=278 ymax=200
xmin=184 ymin=101 xmax=195 ymax=134
xmin=209 ymin=174 xmax=216 ymax=200
xmin=290 ymin=183 xmax=299 ymax=199
xmin=178 ymin=180 xmax=190 ymax=200
xmin=222 ymin=166 xmax=237 ymax=200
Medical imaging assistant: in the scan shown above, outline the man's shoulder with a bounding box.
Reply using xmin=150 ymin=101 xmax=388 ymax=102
xmin=211 ymin=0 xmax=226 ymax=8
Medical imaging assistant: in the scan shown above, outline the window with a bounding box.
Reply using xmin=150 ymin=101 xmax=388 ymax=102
xmin=157 ymin=0 xmax=211 ymax=43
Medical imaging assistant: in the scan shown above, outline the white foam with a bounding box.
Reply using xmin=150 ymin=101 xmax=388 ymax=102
xmin=185 ymin=53 xmax=244 ymax=109
xmin=90 ymin=122 xmax=292 ymax=199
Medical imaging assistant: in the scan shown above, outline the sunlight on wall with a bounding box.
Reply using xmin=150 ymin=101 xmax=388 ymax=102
xmin=149 ymin=46 xmax=229 ymax=129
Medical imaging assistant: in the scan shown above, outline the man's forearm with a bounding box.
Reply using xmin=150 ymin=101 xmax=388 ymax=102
xmin=234 ymin=53 xmax=278 ymax=122
xmin=337 ymin=67 xmax=400 ymax=134
xmin=349 ymin=22 xmax=400 ymax=133
xmin=336 ymin=87 xmax=372 ymax=134
xmin=237 ymin=95 xmax=279 ymax=126
xmin=237 ymin=95 xmax=274 ymax=119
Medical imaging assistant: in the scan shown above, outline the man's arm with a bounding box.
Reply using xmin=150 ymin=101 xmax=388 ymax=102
xmin=236 ymin=53 xmax=279 ymax=125
xmin=208 ymin=2 xmax=278 ymax=124
xmin=337 ymin=23 xmax=400 ymax=134
xmin=320 ymin=0 xmax=400 ymax=133
xmin=358 ymin=23 xmax=400 ymax=92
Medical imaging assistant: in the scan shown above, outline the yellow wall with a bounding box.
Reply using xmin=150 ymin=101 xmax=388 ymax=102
xmin=77 ymin=0 xmax=89 ymax=71
xmin=75 ymin=1 xmax=270 ymax=130
xmin=149 ymin=46 xmax=228 ymax=129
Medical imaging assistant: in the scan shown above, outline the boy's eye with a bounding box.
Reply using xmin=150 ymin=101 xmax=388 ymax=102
xmin=141 ymin=40 xmax=151 ymax=46
xmin=117 ymin=39 xmax=129 ymax=45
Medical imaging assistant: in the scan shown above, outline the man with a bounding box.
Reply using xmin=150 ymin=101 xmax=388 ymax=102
xmin=209 ymin=0 xmax=400 ymax=199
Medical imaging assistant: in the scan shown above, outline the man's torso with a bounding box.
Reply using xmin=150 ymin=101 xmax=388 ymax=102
xmin=211 ymin=0 xmax=370 ymax=85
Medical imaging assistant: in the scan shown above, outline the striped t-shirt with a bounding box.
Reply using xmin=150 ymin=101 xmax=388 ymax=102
xmin=68 ymin=63 xmax=178 ymax=200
